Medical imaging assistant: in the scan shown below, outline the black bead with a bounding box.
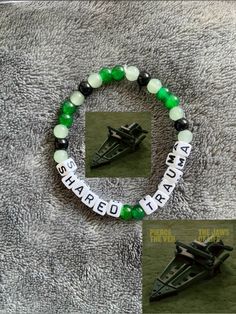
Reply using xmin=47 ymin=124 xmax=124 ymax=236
xmin=55 ymin=138 xmax=69 ymax=150
xmin=78 ymin=80 xmax=93 ymax=97
xmin=174 ymin=118 xmax=189 ymax=131
xmin=137 ymin=71 xmax=151 ymax=86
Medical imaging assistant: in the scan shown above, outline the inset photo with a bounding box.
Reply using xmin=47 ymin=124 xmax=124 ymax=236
xmin=142 ymin=220 xmax=236 ymax=314
xmin=85 ymin=111 xmax=151 ymax=177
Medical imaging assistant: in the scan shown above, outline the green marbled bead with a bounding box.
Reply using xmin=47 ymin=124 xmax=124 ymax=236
xmin=132 ymin=205 xmax=145 ymax=220
xmin=164 ymin=94 xmax=180 ymax=109
xmin=111 ymin=65 xmax=125 ymax=81
xmin=58 ymin=113 xmax=73 ymax=128
xmin=120 ymin=204 xmax=133 ymax=220
xmin=61 ymin=100 xmax=77 ymax=115
xmin=156 ymin=87 xmax=170 ymax=102
xmin=99 ymin=67 xmax=113 ymax=84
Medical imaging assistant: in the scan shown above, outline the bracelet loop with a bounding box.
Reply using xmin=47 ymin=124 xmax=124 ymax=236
xmin=53 ymin=65 xmax=193 ymax=220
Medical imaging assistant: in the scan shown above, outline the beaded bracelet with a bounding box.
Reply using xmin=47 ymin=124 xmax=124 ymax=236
xmin=53 ymin=65 xmax=193 ymax=221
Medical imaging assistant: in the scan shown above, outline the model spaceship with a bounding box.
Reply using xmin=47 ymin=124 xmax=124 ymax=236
xmin=90 ymin=122 xmax=148 ymax=168
xmin=149 ymin=238 xmax=233 ymax=302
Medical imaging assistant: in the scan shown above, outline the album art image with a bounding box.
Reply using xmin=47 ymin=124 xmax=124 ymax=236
xmin=142 ymin=220 xmax=236 ymax=314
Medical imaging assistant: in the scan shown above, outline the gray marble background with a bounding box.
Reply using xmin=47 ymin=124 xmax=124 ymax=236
xmin=0 ymin=1 xmax=235 ymax=313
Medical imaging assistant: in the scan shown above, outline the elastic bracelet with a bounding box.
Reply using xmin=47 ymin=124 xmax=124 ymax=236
xmin=53 ymin=65 xmax=193 ymax=221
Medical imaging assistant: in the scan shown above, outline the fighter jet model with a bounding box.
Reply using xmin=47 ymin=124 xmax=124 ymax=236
xmin=90 ymin=122 xmax=148 ymax=168
xmin=150 ymin=238 xmax=233 ymax=302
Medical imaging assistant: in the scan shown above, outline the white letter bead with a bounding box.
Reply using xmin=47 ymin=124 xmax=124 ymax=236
xmin=173 ymin=141 xmax=192 ymax=158
xmin=164 ymin=166 xmax=183 ymax=184
xmin=107 ymin=200 xmax=122 ymax=218
xmin=147 ymin=78 xmax=162 ymax=94
xmin=166 ymin=153 xmax=186 ymax=170
xmin=62 ymin=173 xmax=77 ymax=189
xmin=158 ymin=179 xmax=175 ymax=196
xmin=139 ymin=195 xmax=158 ymax=215
xmin=153 ymin=190 xmax=169 ymax=208
xmin=93 ymin=199 xmax=108 ymax=216
xmin=72 ymin=179 xmax=90 ymax=198
xmin=56 ymin=158 xmax=77 ymax=176
xmin=81 ymin=190 xmax=99 ymax=208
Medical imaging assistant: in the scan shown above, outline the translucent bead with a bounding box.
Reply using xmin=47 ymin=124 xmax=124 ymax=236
xmin=169 ymin=106 xmax=185 ymax=121
xmin=53 ymin=124 xmax=69 ymax=139
xmin=88 ymin=73 xmax=103 ymax=88
xmin=124 ymin=66 xmax=140 ymax=81
xmin=147 ymin=78 xmax=162 ymax=94
xmin=53 ymin=150 xmax=68 ymax=163
xmin=70 ymin=91 xmax=85 ymax=106
xmin=178 ymin=130 xmax=193 ymax=143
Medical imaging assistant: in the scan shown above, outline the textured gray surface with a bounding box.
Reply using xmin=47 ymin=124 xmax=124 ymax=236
xmin=0 ymin=1 xmax=236 ymax=313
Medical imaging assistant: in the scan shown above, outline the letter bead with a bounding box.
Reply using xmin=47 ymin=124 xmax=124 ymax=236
xmin=139 ymin=195 xmax=158 ymax=215
xmin=93 ymin=199 xmax=108 ymax=216
xmin=61 ymin=173 xmax=77 ymax=189
xmin=56 ymin=158 xmax=77 ymax=176
xmin=81 ymin=190 xmax=99 ymax=208
xmin=158 ymin=179 xmax=175 ymax=196
xmin=153 ymin=190 xmax=169 ymax=208
xmin=173 ymin=141 xmax=192 ymax=158
xmin=166 ymin=153 xmax=186 ymax=170
xmin=164 ymin=166 xmax=183 ymax=184
xmin=72 ymin=179 xmax=90 ymax=198
xmin=107 ymin=200 xmax=122 ymax=218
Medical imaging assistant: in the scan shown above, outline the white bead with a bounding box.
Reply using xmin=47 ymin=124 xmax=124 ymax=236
xmin=53 ymin=150 xmax=68 ymax=163
xmin=153 ymin=190 xmax=169 ymax=208
xmin=169 ymin=106 xmax=185 ymax=121
xmin=173 ymin=141 xmax=192 ymax=157
xmin=158 ymin=179 xmax=175 ymax=196
xmin=164 ymin=166 xmax=183 ymax=184
xmin=106 ymin=200 xmax=122 ymax=218
xmin=81 ymin=190 xmax=99 ymax=208
xmin=93 ymin=199 xmax=108 ymax=216
xmin=88 ymin=73 xmax=102 ymax=88
xmin=53 ymin=124 xmax=69 ymax=139
xmin=62 ymin=173 xmax=77 ymax=189
xmin=147 ymin=78 xmax=162 ymax=94
xmin=72 ymin=179 xmax=90 ymax=198
xmin=124 ymin=66 xmax=140 ymax=81
xmin=139 ymin=195 xmax=158 ymax=215
xmin=70 ymin=91 xmax=85 ymax=106
xmin=178 ymin=130 xmax=193 ymax=143
xmin=166 ymin=153 xmax=186 ymax=170
xmin=56 ymin=158 xmax=77 ymax=176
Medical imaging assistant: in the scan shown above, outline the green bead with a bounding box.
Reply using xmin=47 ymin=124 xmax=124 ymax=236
xmin=164 ymin=94 xmax=180 ymax=109
xmin=111 ymin=65 xmax=125 ymax=81
xmin=120 ymin=204 xmax=133 ymax=220
xmin=132 ymin=205 xmax=145 ymax=220
xmin=156 ymin=87 xmax=170 ymax=102
xmin=99 ymin=67 xmax=113 ymax=84
xmin=58 ymin=113 xmax=73 ymax=128
xmin=61 ymin=100 xmax=76 ymax=115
